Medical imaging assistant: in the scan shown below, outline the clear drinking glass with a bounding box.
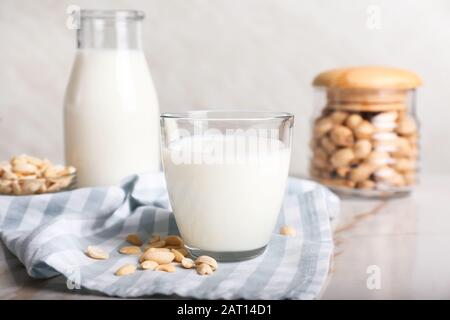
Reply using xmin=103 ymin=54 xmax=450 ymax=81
xmin=160 ymin=111 xmax=294 ymax=261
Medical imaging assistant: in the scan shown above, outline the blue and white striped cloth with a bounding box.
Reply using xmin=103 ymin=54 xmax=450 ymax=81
xmin=0 ymin=173 xmax=338 ymax=299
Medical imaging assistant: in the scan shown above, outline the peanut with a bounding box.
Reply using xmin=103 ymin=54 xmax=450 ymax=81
xmin=164 ymin=235 xmax=184 ymax=247
xmin=139 ymin=248 xmax=171 ymax=262
xmin=140 ymin=260 xmax=158 ymax=270
xmin=345 ymin=114 xmax=363 ymax=129
xmin=397 ymin=116 xmax=417 ymax=136
xmin=371 ymin=111 xmax=398 ymax=132
xmin=171 ymin=249 xmax=185 ymax=263
xmin=330 ymin=125 xmax=354 ymax=147
xmin=20 ymin=179 xmax=45 ymax=194
xmin=12 ymin=155 xmax=44 ymax=167
xmin=394 ymin=158 xmax=415 ymax=173
xmin=155 ymin=264 xmax=176 ymax=273
xmin=0 ymin=180 xmax=12 ymax=194
xmin=43 ymin=165 xmax=72 ymax=178
xmin=349 ymin=163 xmax=376 ymax=183
xmin=11 ymin=180 xmax=22 ymax=195
xmin=12 ymin=163 xmax=37 ymax=175
xmin=196 ymin=263 xmax=213 ymax=276
xmin=314 ymin=117 xmax=334 ymax=137
xmin=141 ymin=250 xmax=175 ymax=264
xmin=330 ymin=148 xmax=355 ymax=168
xmin=195 ymin=256 xmax=218 ymax=271
xmin=354 ymin=120 xmax=375 ymax=139
xmin=86 ymin=246 xmax=109 ymax=260
xmin=320 ymin=136 xmax=336 ymax=154
xmin=279 ymin=225 xmax=296 ymax=236
xmin=181 ymin=258 xmax=195 ymax=269
xmin=115 ymin=264 xmax=136 ymax=276
xmin=374 ymin=166 xmax=405 ymax=186
xmin=126 ymin=234 xmax=143 ymax=246
xmin=392 ymin=137 xmax=412 ymax=157
xmin=119 ymin=246 xmax=141 ymax=255
xmin=354 ymin=139 xmax=372 ymax=159
xmin=330 ymin=111 xmax=348 ymax=124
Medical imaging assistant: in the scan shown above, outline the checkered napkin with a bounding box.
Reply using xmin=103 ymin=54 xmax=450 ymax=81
xmin=0 ymin=172 xmax=338 ymax=299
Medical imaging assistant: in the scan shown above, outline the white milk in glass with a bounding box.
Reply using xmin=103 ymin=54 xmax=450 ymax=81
xmin=163 ymin=135 xmax=291 ymax=252
xmin=64 ymin=49 xmax=160 ymax=187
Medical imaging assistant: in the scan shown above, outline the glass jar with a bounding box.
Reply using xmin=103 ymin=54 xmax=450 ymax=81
xmin=309 ymin=67 xmax=422 ymax=197
xmin=64 ymin=10 xmax=160 ymax=187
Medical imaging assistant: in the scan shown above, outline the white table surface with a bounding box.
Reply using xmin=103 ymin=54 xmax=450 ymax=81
xmin=322 ymin=174 xmax=450 ymax=299
xmin=1 ymin=174 xmax=449 ymax=299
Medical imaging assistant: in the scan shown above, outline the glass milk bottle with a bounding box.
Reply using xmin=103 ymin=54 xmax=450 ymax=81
xmin=64 ymin=10 xmax=160 ymax=187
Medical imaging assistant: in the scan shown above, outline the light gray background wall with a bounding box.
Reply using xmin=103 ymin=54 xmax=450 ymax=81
xmin=1 ymin=0 xmax=449 ymax=176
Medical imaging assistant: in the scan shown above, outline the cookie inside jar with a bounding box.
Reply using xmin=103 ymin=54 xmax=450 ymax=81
xmin=310 ymin=66 xmax=422 ymax=197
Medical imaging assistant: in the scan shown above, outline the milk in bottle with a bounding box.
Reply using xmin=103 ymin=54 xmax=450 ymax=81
xmin=64 ymin=10 xmax=160 ymax=187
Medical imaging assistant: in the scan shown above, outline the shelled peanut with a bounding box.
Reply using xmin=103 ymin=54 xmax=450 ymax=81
xmin=0 ymin=155 xmax=76 ymax=195
xmin=309 ymin=109 xmax=418 ymax=190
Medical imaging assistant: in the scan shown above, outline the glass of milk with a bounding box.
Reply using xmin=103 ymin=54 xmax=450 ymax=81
xmin=161 ymin=111 xmax=294 ymax=261
xmin=64 ymin=10 xmax=160 ymax=187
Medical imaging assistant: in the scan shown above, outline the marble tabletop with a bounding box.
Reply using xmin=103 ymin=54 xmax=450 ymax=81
xmin=1 ymin=174 xmax=449 ymax=300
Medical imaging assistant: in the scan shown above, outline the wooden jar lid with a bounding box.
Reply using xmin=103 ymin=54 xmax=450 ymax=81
xmin=313 ymin=66 xmax=422 ymax=89
xmin=313 ymin=66 xmax=422 ymax=112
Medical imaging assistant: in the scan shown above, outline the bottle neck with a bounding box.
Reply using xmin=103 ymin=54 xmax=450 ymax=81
xmin=77 ymin=10 xmax=143 ymax=50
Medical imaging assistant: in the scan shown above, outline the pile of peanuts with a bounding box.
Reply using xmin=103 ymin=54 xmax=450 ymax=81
xmin=86 ymin=234 xmax=218 ymax=276
xmin=87 ymin=227 xmax=299 ymax=277
xmin=0 ymin=155 xmax=76 ymax=195
xmin=310 ymin=109 xmax=418 ymax=190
